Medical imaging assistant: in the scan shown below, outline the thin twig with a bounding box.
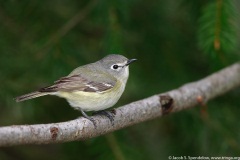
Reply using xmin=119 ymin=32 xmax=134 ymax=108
xmin=36 ymin=0 xmax=98 ymax=57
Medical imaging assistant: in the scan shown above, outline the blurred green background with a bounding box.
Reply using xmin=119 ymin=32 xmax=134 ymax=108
xmin=0 ymin=0 xmax=240 ymax=159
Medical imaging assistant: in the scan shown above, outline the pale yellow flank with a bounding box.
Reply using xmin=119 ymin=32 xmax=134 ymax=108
xmin=56 ymin=80 xmax=124 ymax=111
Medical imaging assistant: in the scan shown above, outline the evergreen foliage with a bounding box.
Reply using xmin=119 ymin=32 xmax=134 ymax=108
xmin=0 ymin=0 xmax=239 ymax=159
xmin=198 ymin=0 xmax=238 ymax=61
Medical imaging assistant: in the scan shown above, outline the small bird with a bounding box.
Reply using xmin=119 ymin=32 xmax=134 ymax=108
xmin=15 ymin=54 xmax=137 ymax=127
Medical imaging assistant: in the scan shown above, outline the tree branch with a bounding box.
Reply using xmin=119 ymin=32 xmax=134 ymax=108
xmin=1 ymin=62 xmax=240 ymax=147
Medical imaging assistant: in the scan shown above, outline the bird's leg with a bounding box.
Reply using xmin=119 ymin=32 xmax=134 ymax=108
xmin=92 ymin=110 xmax=115 ymax=126
xmin=80 ymin=109 xmax=97 ymax=128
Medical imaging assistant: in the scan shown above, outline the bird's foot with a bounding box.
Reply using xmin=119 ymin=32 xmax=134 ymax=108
xmin=81 ymin=109 xmax=97 ymax=128
xmin=92 ymin=110 xmax=115 ymax=126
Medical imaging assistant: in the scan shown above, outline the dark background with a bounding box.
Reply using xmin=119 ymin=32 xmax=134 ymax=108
xmin=0 ymin=0 xmax=240 ymax=159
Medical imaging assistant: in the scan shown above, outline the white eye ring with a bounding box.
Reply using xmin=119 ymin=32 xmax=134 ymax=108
xmin=111 ymin=64 xmax=119 ymax=70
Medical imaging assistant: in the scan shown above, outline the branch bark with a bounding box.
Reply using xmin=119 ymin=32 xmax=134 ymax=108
xmin=1 ymin=62 xmax=240 ymax=147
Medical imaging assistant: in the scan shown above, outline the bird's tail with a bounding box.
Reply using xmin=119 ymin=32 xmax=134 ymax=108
xmin=15 ymin=91 xmax=49 ymax=102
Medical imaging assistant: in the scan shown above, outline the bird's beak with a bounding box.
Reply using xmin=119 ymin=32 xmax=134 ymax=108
xmin=125 ymin=59 xmax=137 ymax=66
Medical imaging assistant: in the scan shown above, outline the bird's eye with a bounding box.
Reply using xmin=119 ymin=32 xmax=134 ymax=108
xmin=113 ymin=65 xmax=118 ymax=69
xmin=111 ymin=64 xmax=119 ymax=70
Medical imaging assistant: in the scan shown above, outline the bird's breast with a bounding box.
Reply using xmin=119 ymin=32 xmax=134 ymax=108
xmin=56 ymin=80 xmax=125 ymax=111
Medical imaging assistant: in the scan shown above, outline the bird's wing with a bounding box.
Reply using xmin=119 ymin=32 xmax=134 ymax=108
xmin=39 ymin=72 xmax=117 ymax=93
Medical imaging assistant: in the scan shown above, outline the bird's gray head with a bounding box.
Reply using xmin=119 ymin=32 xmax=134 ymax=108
xmin=99 ymin=54 xmax=137 ymax=82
